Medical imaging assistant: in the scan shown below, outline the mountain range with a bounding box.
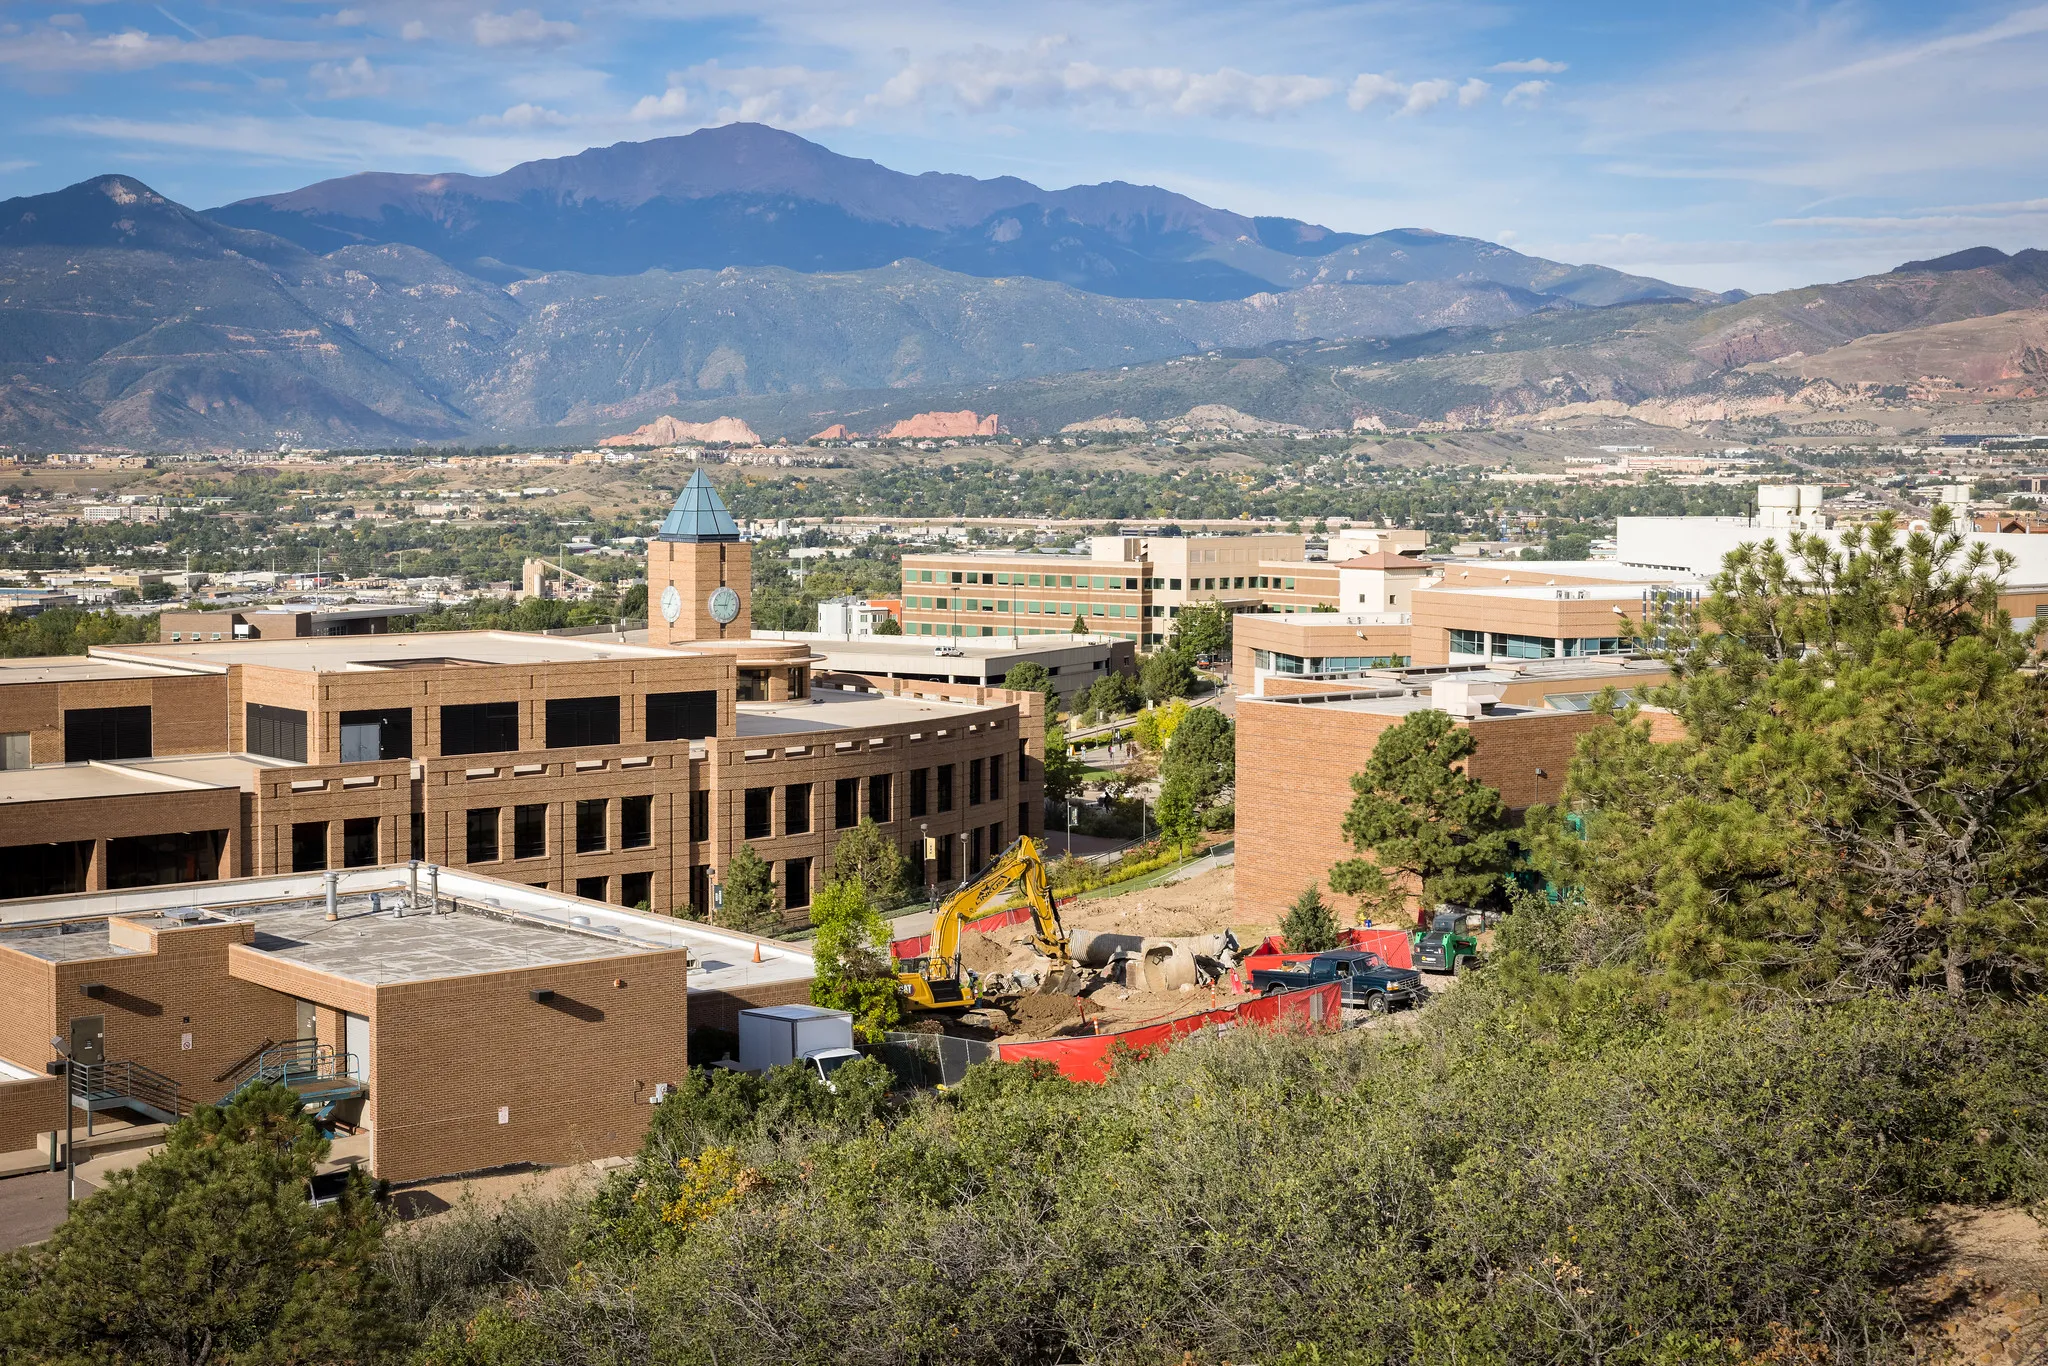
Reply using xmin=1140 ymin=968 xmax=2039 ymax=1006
xmin=0 ymin=126 xmax=2039 ymax=450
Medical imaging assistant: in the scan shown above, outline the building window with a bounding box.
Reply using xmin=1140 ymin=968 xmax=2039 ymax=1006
xmin=410 ymin=811 xmax=425 ymax=861
xmin=1565 ymin=636 xmax=1630 ymax=657
xmin=936 ymin=764 xmax=954 ymax=813
xmin=441 ymin=701 xmax=518 ymax=756
xmin=576 ymin=798 xmax=608 ymax=853
xmin=1449 ymin=629 xmax=1487 ymax=657
xmin=737 ymin=669 xmax=770 ymax=702
xmin=989 ymin=754 xmax=1003 ymax=799
xmin=690 ymin=863 xmax=712 ymax=916
xmin=622 ymin=795 xmax=653 ymax=849
xmin=784 ymin=783 xmax=812 ymax=835
xmin=621 ymin=870 xmax=652 ymax=910
xmin=690 ymin=788 xmax=710 ymax=842
xmin=342 ymin=817 xmax=379 ymax=868
xmin=339 ymin=708 xmax=411 ymax=763
xmin=745 ymin=787 xmax=773 ymax=839
xmin=909 ymin=768 xmax=928 ymax=818
xmin=989 ymin=820 xmax=1003 ymax=855
xmin=244 ymin=704 xmax=305 ymax=763
xmin=467 ymin=808 xmax=500 ymax=862
xmin=936 ymin=835 xmax=954 ymax=884
xmin=64 ymin=705 xmax=153 ymax=763
xmin=971 ymin=826 xmax=985 ymax=869
xmin=546 ymin=695 xmax=620 ymax=749
xmin=1493 ymin=633 xmax=1556 ymax=660
xmin=785 ymin=858 xmax=812 ymax=910
xmin=787 ymin=668 xmax=806 ymax=696
xmin=576 ymin=875 xmax=608 ymax=902
xmin=514 ymin=803 xmax=547 ymax=859
xmin=291 ymin=821 xmax=328 ymax=872
xmin=647 ymin=690 xmax=718 ymax=741
xmin=868 ymin=772 xmax=891 ymax=823
xmin=968 ymin=757 xmax=984 ymax=806
xmin=835 ymin=776 xmax=858 ymax=829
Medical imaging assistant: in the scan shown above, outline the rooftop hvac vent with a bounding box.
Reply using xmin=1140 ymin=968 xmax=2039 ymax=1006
xmin=164 ymin=907 xmax=204 ymax=923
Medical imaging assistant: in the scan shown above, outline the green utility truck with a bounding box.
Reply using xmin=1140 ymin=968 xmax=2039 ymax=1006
xmin=1409 ymin=907 xmax=1481 ymax=976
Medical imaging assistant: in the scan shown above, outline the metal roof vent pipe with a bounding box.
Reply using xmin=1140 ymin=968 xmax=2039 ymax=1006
xmin=428 ymin=864 xmax=441 ymax=914
xmin=406 ymin=860 xmax=420 ymax=915
xmin=324 ymin=871 xmax=339 ymax=921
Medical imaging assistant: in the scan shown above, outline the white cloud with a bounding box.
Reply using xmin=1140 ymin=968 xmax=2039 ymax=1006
xmin=872 ymin=40 xmax=1335 ymax=120
xmin=630 ymin=85 xmax=693 ymax=123
xmin=1502 ymin=80 xmax=1550 ymax=108
xmin=1400 ymin=78 xmax=1453 ymax=115
xmin=0 ymin=159 xmax=36 ymax=174
xmin=0 ymin=27 xmax=321 ymax=72
xmin=46 ymin=14 xmax=85 ymax=29
xmin=476 ymin=102 xmax=570 ymax=128
xmin=1491 ymin=58 xmax=1567 ymax=73
xmin=471 ymin=10 xmax=578 ymax=49
xmin=1346 ymin=72 xmax=1403 ymax=110
xmin=1457 ymin=77 xmax=1490 ymax=108
xmin=310 ymin=55 xmax=389 ymax=99
xmin=400 ymin=20 xmax=428 ymax=41
xmin=327 ymin=9 xmax=367 ymax=26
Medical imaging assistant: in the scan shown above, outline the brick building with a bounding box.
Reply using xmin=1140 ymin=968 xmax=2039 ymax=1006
xmin=1233 ymin=661 xmax=1673 ymax=929
xmin=0 ymin=471 xmax=1046 ymax=919
xmin=0 ymin=866 xmax=811 ymax=1180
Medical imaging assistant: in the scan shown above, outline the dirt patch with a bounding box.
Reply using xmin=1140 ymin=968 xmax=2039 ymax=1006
xmin=957 ymin=925 xmax=1021 ymax=974
xmin=1061 ymin=865 xmax=1268 ymax=942
xmin=1899 ymin=1206 xmax=2048 ymax=1364
xmin=1006 ymin=991 xmax=1091 ymax=1036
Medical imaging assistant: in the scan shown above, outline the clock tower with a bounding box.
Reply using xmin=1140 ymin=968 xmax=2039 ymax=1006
xmin=647 ymin=469 xmax=749 ymax=647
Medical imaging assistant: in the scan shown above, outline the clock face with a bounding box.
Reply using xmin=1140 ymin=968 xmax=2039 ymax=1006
xmin=659 ymin=584 xmax=682 ymax=624
xmin=708 ymin=586 xmax=742 ymax=625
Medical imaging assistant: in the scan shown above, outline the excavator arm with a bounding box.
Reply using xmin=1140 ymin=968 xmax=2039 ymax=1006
xmin=930 ymin=835 xmax=1070 ymax=966
xmin=898 ymin=835 xmax=1071 ymax=1011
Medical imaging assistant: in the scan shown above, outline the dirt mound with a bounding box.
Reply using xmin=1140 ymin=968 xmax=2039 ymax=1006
xmin=1007 ymin=991 xmax=1088 ymax=1036
xmin=1061 ymin=865 xmax=1265 ymax=942
xmin=957 ymin=926 xmax=1018 ymax=974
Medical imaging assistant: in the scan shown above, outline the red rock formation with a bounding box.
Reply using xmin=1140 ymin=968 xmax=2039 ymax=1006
xmin=599 ymin=415 xmax=761 ymax=447
xmin=809 ymin=424 xmax=852 ymax=441
xmin=878 ymin=410 xmax=1000 ymax=439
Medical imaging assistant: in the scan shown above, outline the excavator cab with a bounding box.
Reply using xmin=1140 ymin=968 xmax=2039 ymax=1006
xmin=895 ymin=835 xmax=1076 ymax=1012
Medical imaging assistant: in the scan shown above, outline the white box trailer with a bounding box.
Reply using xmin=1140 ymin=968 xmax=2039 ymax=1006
xmin=735 ymin=1005 xmax=860 ymax=1084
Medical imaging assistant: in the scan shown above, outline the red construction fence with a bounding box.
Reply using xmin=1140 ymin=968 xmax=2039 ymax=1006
xmin=1239 ymin=926 xmax=1412 ymax=978
xmin=994 ymin=981 xmax=1342 ymax=1083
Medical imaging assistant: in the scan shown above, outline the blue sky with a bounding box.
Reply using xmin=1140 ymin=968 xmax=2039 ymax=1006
xmin=2 ymin=1 xmax=2045 ymax=293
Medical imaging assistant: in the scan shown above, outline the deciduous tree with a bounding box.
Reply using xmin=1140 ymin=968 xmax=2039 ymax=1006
xmin=809 ymin=878 xmax=904 ymax=1040
xmin=829 ymin=817 xmax=908 ymax=908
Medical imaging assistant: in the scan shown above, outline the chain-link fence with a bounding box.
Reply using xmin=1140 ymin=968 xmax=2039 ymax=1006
xmin=866 ymin=1032 xmax=996 ymax=1089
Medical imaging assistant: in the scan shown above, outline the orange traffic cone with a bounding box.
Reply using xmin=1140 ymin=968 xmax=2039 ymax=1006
xmin=751 ymin=940 xmax=763 ymax=963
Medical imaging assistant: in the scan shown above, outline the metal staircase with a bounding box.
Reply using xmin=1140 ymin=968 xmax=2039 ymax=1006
xmin=70 ymin=1059 xmax=189 ymax=1127
xmin=218 ymin=1038 xmax=367 ymax=1126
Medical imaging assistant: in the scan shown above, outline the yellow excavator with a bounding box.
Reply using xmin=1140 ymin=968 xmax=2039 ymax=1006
xmin=896 ymin=835 xmax=1077 ymax=1011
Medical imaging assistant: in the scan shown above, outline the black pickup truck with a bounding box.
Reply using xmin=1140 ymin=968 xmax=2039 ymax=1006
xmin=1249 ymin=949 xmax=1428 ymax=1013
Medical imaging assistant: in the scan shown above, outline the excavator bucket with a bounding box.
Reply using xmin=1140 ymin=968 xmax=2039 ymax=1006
xmin=1036 ymin=963 xmax=1083 ymax=996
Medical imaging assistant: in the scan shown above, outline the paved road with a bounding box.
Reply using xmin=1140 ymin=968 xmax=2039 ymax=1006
xmin=0 ymin=1170 xmax=95 ymax=1251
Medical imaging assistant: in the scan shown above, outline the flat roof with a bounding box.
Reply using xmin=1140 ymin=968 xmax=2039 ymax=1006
xmin=0 ymin=655 xmax=200 ymax=685
xmin=1421 ymin=583 xmax=1678 ymax=602
xmin=0 ymin=866 xmax=812 ymax=993
xmin=1432 ymin=560 xmax=1696 ymax=584
xmin=735 ymin=687 xmax=1005 ymax=737
xmin=92 ymin=630 xmax=692 ymax=674
xmin=0 ymin=761 xmax=229 ymax=804
xmin=1247 ymin=692 xmax=1549 ymax=721
xmin=118 ymin=753 xmax=302 ymax=788
xmin=750 ymin=629 xmax=1124 ymax=661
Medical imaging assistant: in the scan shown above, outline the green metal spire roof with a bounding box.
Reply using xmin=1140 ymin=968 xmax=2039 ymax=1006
xmin=656 ymin=469 xmax=740 ymax=542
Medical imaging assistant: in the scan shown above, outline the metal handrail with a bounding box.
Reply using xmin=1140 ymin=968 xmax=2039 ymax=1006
xmin=218 ymin=1038 xmax=360 ymax=1100
xmin=70 ymin=1059 xmax=187 ymax=1118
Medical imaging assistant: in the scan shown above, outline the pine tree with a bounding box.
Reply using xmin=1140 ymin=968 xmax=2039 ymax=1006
xmin=719 ymin=844 xmax=779 ymax=934
xmin=1329 ymin=709 xmax=1511 ymax=921
xmin=1072 ymin=611 xmax=1089 ymax=634
xmin=1280 ymin=884 xmax=1339 ymax=953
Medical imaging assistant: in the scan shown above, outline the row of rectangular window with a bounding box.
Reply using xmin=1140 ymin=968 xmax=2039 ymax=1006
xmin=1448 ymin=630 xmax=1632 ymax=660
xmin=908 ymin=569 xmax=1152 ymax=589
xmin=237 ymin=689 xmax=719 ymax=764
xmin=906 ymin=597 xmax=1158 ymax=619
xmin=743 ymin=770 xmax=906 ymax=840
